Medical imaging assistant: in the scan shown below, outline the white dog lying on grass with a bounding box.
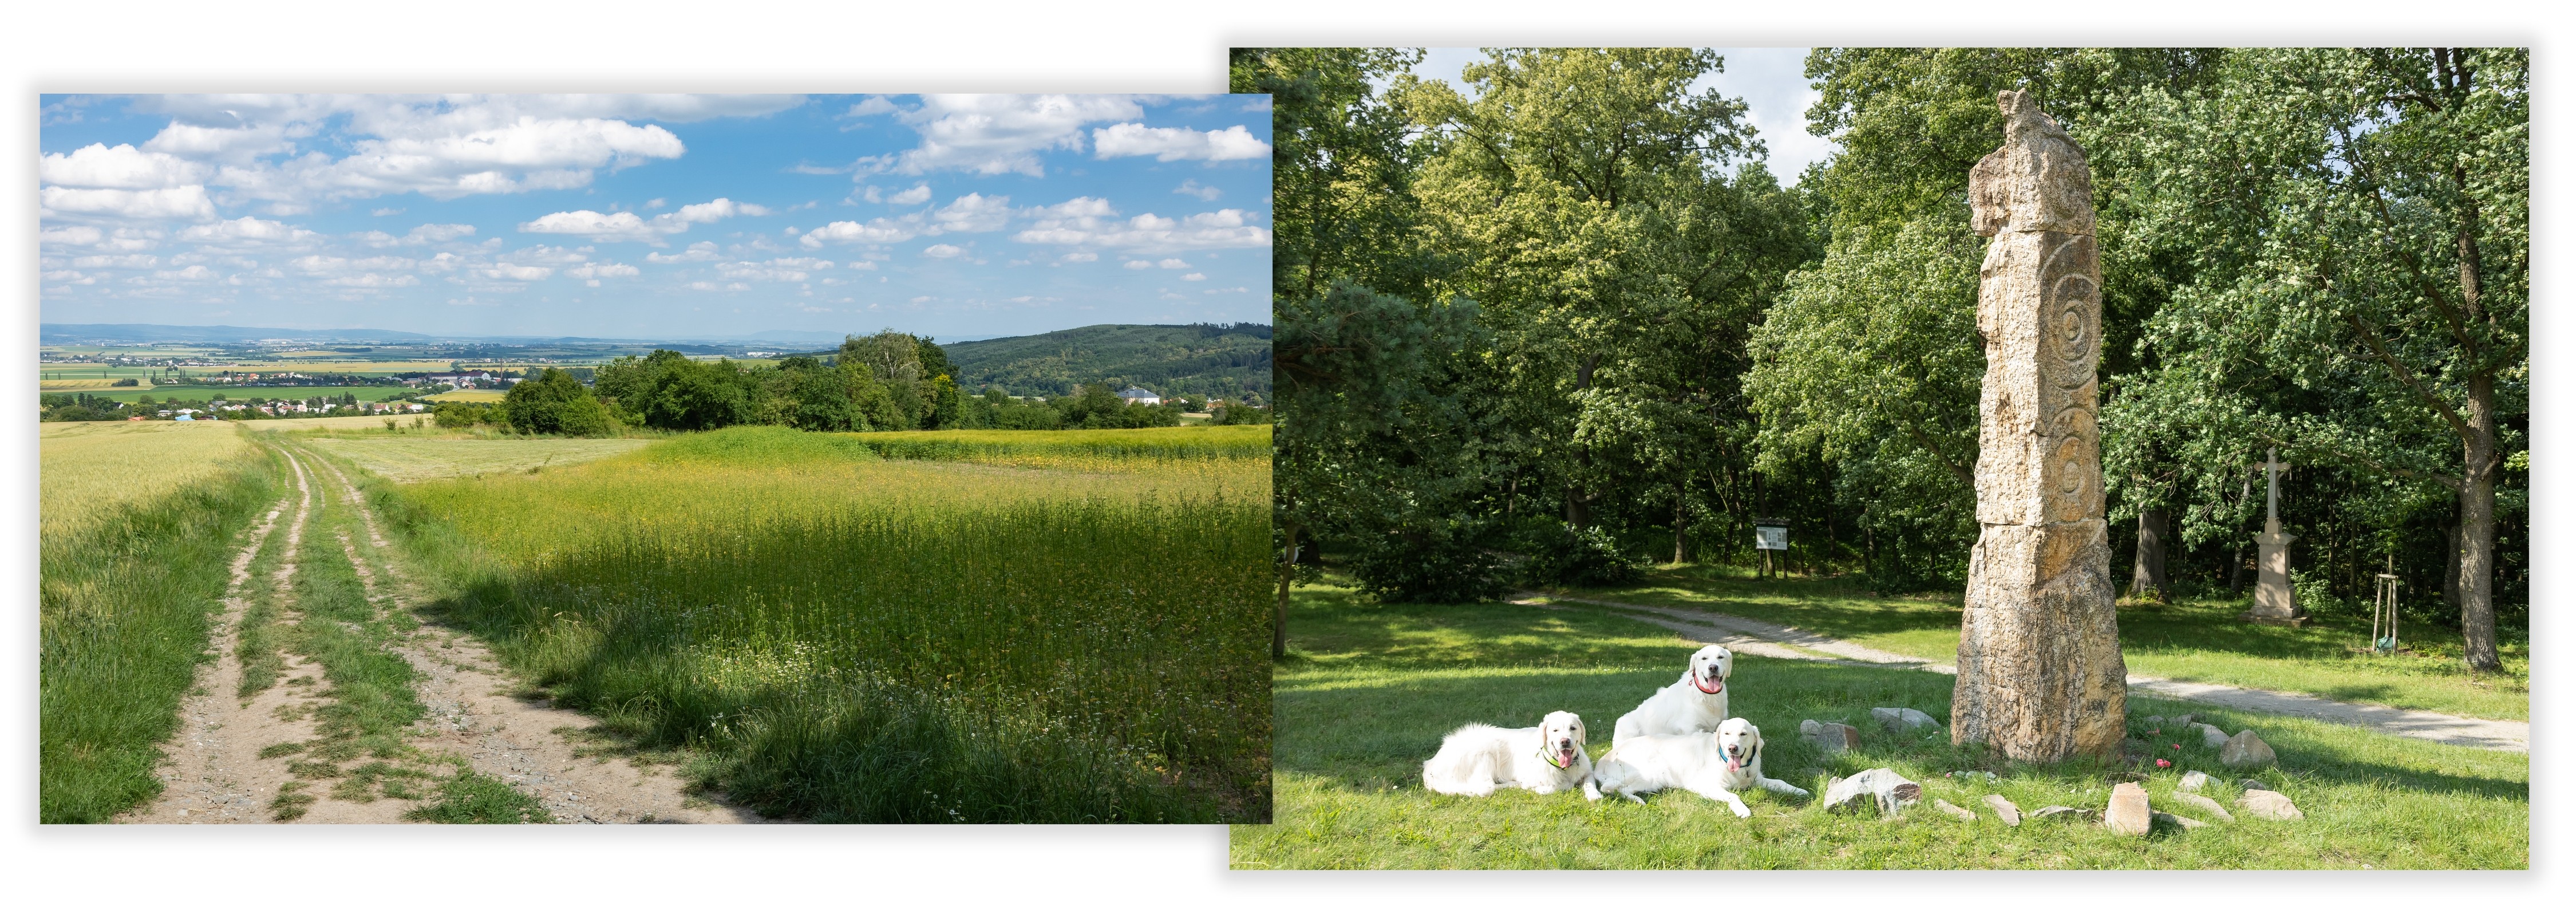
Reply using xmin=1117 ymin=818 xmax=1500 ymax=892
xmin=1593 ymin=717 xmax=1809 ymax=816
xmin=1421 ymin=710 xmax=1601 ymax=801
xmin=1613 ymin=644 xmax=1732 ymax=742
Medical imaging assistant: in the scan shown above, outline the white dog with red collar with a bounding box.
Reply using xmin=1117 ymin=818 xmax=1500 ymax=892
xmin=1421 ymin=710 xmax=1602 ymax=800
xmin=1613 ymin=644 xmax=1732 ymax=743
xmin=1593 ymin=717 xmax=1808 ymax=816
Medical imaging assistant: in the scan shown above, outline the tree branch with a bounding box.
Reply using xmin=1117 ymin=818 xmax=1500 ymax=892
xmin=2341 ymin=311 xmax=2475 ymax=443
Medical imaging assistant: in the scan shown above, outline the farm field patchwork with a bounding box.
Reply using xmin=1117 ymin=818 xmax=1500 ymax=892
xmin=1233 ymin=578 xmax=2528 ymax=869
xmin=46 ymin=385 xmax=420 ymax=404
xmin=1571 ymin=566 xmax=2530 ymax=721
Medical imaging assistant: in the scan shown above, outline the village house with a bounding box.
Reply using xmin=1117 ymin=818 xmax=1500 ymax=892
xmin=1116 ymin=386 xmax=1162 ymax=405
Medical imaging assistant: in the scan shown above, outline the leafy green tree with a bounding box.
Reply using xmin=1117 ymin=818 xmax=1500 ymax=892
xmin=502 ymin=368 xmax=614 ymax=437
xmin=2099 ymin=48 xmax=2527 ymax=670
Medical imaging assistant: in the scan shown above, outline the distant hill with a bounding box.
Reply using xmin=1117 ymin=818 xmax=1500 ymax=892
xmin=941 ymin=323 xmax=1271 ymax=400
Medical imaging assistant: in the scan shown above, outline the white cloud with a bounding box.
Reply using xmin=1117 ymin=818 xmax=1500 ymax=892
xmin=325 ymin=273 xmax=418 ymax=288
xmin=1157 ymin=258 xmax=1192 ymax=269
xmin=846 ymin=96 xmax=900 ymax=117
xmin=1020 ymin=207 xmax=1267 ymax=254
xmin=519 ymin=198 xmax=762 ymax=244
xmin=39 ymin=185 xmax=218 ymax=220
xmin=477 ymin=262 xmax=554 ymax=281
xmin=1123 ymin=259 xmax=1153 ymax=269
xmin=372 ymin=207 xmax=405 ymax=216
xmin=353 ymin=222 xmax=476 ymax=247
xmin=39 ymin=226 xmax=102 ymax=246
xmin=931 ymin=193 xmax=1012 ymax=233
xmin=567 ymin=262 xmax=640 ymax=279
xmin=41 ymin=143 xmax=213 ymax=188
xmin=646 ymin=241 xmax=725 ymax=263
xmin=1093 ymin=124 xmax=1271 ymax=162
xmin=179 ymin=215 xmax=318 ymax=244
xmin=1180 ymin=272 xmax=1206 ymax=281
xmin=1174 ymin=179 xmax=1223 ymax=200
xmin=1062 ymin=251 xmax=1097 ymax=262
xmin=870 ymin=183 xmax=933 ymax=205
xmin=859 ymin=94 xmax=1143 ymax=176
xmin=800 ymin=219 xmax=916 ymax=248
xmin=69 ymin=254 xmax=159 ymax=269
xmin=923 ymin=243 xmax=966 ymax=259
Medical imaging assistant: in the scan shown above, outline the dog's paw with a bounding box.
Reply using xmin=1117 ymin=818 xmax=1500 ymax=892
xmin=1729 ymin=802 xmax=1752 ymax=818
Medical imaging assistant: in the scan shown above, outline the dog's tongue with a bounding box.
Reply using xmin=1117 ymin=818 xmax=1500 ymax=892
xmin=1696 ymin=675 xmax=1723 ymax=695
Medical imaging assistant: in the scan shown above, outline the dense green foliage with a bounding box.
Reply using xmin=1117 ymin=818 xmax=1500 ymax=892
xmin=501 ymin=368 xmax=614 ymax=436
xmin=1263 ymin=46 xmax=2528 ymax=673
xmin=39 ymin=448 xmax=279 ymax=822
xmin=941 ymin=322 xmax=1274 ymax=401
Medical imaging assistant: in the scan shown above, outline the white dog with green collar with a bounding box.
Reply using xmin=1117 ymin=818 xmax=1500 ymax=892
xmin=1421 ymin=710 xmax=1601 ymax=800
xmin=1593 ymin=717 xmax=1808 ymax=815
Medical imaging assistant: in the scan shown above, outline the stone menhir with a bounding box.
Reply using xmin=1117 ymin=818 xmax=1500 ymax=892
xmin=2242 ymin=448 xmax=2310 ymax=626
xmin=1949 ymin=90 xmax=2129 ymax=765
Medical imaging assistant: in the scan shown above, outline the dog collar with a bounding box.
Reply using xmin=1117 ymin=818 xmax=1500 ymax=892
xmin=1539 ymin=743 xmax=1570 ymax=769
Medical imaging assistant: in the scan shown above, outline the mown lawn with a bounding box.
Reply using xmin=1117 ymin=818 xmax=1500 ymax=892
xmin=1567 ymin=564 xmax=2530 ymax=722
xmin=1230 ymin=578 xmax=2527 ymax=869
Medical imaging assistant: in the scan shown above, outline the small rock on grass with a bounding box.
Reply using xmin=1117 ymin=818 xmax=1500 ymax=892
xmin=2237 ymin=789 xmax=2304 ymax=821
xmin=1822 ymin=768 xmax=1922 ymax=815
xmin=2105 ymin=782 xmax=2152 ymax=836
xmin=2196 ymin=723 xmax=2230 ymax=748
xmin=1871 ymin=707 xmax=1940 ymax=733
xmin=2177 ymin=770 xmax=2212 ymax=793
xmin=2240 ymin=778 xmax=2271 ymax=791
xmin=2145 ymin=715 xmax=2165 ymax=724
xmin=2174 ymin=712 xmax=2199 ymax=726
xmin=1934 ymin=798 xmax=1977 ymax=822
xmin=2152 ymin=810 xmax=2207 ymax=830
xmin=2220 ymin=730 xmax=2277 ymax=769
xmin=2172 ymin=791 xmax=2234 ymax=822
xmin=2029 ymin=805 xmax=2099 ymax=822
xmin=1800 ymin=719 xmax=1860 ymax=753
xmin=1982 ymin=794 xmax=2021 ymax=826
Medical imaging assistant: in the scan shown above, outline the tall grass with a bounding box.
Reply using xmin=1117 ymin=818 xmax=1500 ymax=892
xmin=38 ymin=448 xmax=280 ymax=823
xmin=850 ymin=424 xmax=1271 ymax=464
xmin=376 ymin=426 xmax=1270 ymax=822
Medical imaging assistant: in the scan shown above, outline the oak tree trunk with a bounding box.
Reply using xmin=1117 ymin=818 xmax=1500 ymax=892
xmin=2128 ymin=507 xmax=2170 ymax=602
xmin=2459 ymin=375 xmax=2502 ymax=672
xmin=1274 ymin=521 xmax=1300 ymax=660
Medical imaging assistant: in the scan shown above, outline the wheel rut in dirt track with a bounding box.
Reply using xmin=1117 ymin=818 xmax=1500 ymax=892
xmin=128 ymin=443 xmax=763 ymax=823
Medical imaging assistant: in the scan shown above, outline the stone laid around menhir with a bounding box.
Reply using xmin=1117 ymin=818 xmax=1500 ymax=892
xmin=2195 ymin=723 xmax=2231 ymax=748
xmin=2237 ymin=789 xmax=2304 ymax=821
xmin=1983 ymin=794 xmax=2022 ymax=826
xmin=1934 ymin=798 xmax=1978 ymax=822
xmin=1872 ymin=707 xmax=1941 ymax=734
xmin=2176 ymin=770 xmax=2212 ymax=793
xmin=1800 ymin=719 xmax=1861 ymax=753
xmin=1949 ymin=88 xmax=2128 ymax=765
xmin=2240 ymin=777 xmax=2271 ymax=791
xmin=2219 ymin=730 xmax=2277 ymax=769
xmin=2152 ymin=810 xmax=2207 ymax=830
xmin=1823 ymin=768 xmax=1923 ymax=815
xmin=2028 ymin=805 xmax=2099 ymax=822
xmin=2104 ymin=782 xmax=2152 ymax=836
xmin=2172 ymin=791 xmax=2234 ymax=822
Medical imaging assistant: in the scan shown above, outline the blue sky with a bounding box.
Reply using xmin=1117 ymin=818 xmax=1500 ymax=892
xmin=1407 ymin=48 xmax=1837 ymax=183
xmin=37 ymin=94 xmax=1272 ymax=342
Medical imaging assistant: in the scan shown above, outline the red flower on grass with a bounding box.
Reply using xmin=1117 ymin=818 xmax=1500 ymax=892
xmin=2172 ymin=743 xmax=2182 ymax=751
xmin=2156 ymin=758 xmax=2172 ymax=769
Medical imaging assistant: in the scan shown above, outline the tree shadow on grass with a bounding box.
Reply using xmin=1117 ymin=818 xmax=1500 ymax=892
xmin=1279 ymin=657 xmax=2527 ymax=806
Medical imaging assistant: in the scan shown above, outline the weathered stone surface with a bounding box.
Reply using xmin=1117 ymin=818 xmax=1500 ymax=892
xmin=2028 ymin=805 xmax=2098 ymax=822
xmin=1872 ymin=707 xmax=1941 ymax=734
xmin=2152 ymin=810 xmax=2208 ymax=830
xmin=2237 ymin=789 xmax=2304 ymax=821
xmin=2104 ymin=782 xmax=2152 ymax=836
xmin=2174 ymin=712 xmax=2199 ymax=726
xmin=2243 ymin=449 xmax=2308 ymax=626
xmin=1822 ymin=768 xmax=1923 ymax=815
xmin=1934 ymin=798 xmax=1978 ymax=821
xmin=2240 ymin=778 xmax=2271 ymax=791
xmin=2176 ymin=770 xmax=2212 ymax=793
xmin=2219 ymin=730 xmax=2277 ymax=769
xmin=1950 ymin=90 xmax=2127 ymax=765
xmin=2172 ymin=791 xmax=2234 ymax=822
xmin=2195 ymin=723 xmax=2230 ymax=748
xmin=1983 ymin=794 xmax=2022 ymax=826
xmin=1800 ymin=719 xmax=1860 ymax=753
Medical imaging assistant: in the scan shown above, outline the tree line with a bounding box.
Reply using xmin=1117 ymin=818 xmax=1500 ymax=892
xmin=1237 ymin=47 xmax=2526 ymax=670
xmin=470 ymin=329 xmax=1216 ymax=436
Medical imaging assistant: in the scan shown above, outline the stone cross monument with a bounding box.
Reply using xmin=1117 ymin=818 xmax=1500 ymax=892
xmin=2242 ymin=448 xmax=2308 ymax=625
xmin=1950 ymin=90 xmax=2128 ymax=764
